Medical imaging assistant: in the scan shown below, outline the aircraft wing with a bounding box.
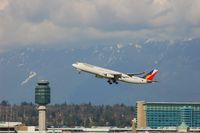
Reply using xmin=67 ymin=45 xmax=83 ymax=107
xmin=127 ymin=71 xmax=145 ymax=77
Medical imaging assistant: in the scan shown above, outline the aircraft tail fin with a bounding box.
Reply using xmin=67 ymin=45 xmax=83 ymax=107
xmin=142 ymin=69 xmax=158 ymax=81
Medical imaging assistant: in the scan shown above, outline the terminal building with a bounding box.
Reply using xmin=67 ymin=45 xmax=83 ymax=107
xmin=136 ymin=101 xmax=200 ymax=129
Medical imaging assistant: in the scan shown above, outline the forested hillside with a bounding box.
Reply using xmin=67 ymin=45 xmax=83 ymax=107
xmin=0 ymin=101 xmax=135 ymax=127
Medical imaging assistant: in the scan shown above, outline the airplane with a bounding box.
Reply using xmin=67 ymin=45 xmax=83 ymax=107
xmin=72 ymin=62 xmax=158 ymax=84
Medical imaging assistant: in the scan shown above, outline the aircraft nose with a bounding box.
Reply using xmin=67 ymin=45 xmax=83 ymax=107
xmin=72 ymin=63 xmax=78 ymax=68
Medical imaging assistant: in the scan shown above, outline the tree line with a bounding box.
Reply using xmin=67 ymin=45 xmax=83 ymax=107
xmin=0 ymin=100 xmax=135 ymax=127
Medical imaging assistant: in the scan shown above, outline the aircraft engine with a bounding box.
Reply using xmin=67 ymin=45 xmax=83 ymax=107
xmin=104 ymin=74 xmax=114 ymax=78
xmin=95 ymin=74 xmax=103 ymax=78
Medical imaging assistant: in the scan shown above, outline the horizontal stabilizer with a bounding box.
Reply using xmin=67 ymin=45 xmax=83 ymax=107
xmin=147 ymin=80 xmax=159 ymax=83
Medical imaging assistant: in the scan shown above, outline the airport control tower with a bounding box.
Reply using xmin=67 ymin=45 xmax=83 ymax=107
xmin=35 ymin=80 xmax=51 ymax=133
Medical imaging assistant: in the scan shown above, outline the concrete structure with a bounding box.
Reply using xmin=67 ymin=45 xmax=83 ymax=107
xmin=136 ymin=101 xmax=146 ymax=128
xmin=47 ymin=126 xmax=132 ymax=133
xmin=132 ymin=119 xmax=136 ymax=133
xmin=0 ymin=122 xmax=22 ymax=133
xmin=136 ymin=101 xmax=200 ymax=129
xmin=3 ymin=124 xmax=199 ymax=133
xmin=15 ymin=125 xmax=36 ymax=133
xmin=16 ymin=126 xmax=132 ymax=133
xmin=35 ymin=80 xmax=51 ymax=133
xmin=38 ymin=106 xmax=47 ymax=132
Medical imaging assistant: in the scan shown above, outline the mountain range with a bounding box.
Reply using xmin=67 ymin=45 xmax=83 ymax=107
xmin=1 ymin=38 xmax=200 ymax=105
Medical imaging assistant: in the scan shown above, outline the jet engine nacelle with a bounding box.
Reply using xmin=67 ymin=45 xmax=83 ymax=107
xmin=104 ymin=73 xmax=114 ymax=78
xmin=95 ymin=74 xmax=103 ymax=78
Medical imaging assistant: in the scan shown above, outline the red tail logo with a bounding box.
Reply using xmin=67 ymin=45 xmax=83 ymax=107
xmin=143 ymin=69 xmax=158 ymax=81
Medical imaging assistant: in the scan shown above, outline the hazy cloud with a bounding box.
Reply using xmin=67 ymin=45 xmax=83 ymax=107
xmin=0 ymin=0 xmax=200 ymax=52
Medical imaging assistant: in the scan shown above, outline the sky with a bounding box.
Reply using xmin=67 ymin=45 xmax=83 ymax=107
xmin=0 ymin=0 xmax=200 ymax=52
xmin=0 ymin=0 xmax=200 ymax=104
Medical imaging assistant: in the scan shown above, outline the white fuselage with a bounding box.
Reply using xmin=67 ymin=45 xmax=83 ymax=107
xmin=72 ymin=62 xmax=148 ymax=84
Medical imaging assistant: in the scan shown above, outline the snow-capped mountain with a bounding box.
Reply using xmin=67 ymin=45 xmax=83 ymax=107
xmin=0 ymin=38 xmax=200 ymax=104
